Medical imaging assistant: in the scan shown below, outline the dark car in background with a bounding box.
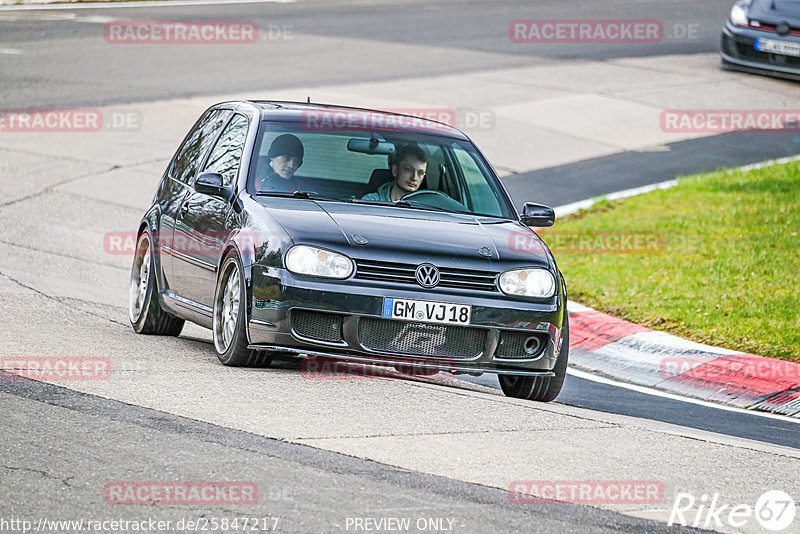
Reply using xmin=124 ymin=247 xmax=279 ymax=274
xmin=129 ymin=101 xmax=569 ymax=401
xmin=721 ymin=0 xmax=800 ymax=80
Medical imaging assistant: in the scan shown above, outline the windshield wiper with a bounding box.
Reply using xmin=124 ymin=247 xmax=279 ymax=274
xmin=256 ymin=190 xmax=343 ymax=202
xmin=349 ymin=198 xmax=425 ymax=209
xmin=402 ymin=200 xmax=470 ymax=214
xmin=350 ymin=198 xmax=465 ymax=214
xmin=349 ymin=199 xmax=395 ymax=206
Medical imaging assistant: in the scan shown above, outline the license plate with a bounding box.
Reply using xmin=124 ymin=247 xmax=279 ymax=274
xmin=756 ymin=38 xmax=800 ymax=57
xmin=382 ymin=297 xmax=471 ymax=325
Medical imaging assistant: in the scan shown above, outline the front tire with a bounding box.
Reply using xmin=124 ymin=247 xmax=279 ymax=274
xmin=499 ymin=315 xmax=569 ymax=402
xmin=129 ymin=230 xmax=184 ymax=336
xmin=212 ymin=253 xmax=273 ymax=367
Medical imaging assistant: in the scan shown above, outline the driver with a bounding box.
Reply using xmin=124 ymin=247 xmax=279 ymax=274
xmin=362 ymin=144 xmax=427 ymax=202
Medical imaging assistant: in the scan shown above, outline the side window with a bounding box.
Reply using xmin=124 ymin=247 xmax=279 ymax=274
xmin=170 ymin=109 xmax=232 ymax=184
xmin=203 ymin=114 xmax=249 ymax=187
xmin=454 ymin=147 xmax=502 ymax=216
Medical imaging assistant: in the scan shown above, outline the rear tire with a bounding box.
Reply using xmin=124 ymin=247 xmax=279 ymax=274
xmin=499 ymin=315 xmax=569 ymax=402
xmin=129 ymin=230 xmax=184 ymax=336
xmin=212 ymin=253 xmax=273 ymax=367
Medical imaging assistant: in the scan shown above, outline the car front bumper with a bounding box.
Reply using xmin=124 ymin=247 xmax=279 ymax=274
xmin=246 ymin=266 xmax=565 ymax=376
xmin=720 ymin=20 xmax=800 ymax=80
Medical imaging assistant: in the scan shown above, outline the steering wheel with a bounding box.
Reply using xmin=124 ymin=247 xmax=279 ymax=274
xmin=402 ymin=190 xmax=466 ymax=211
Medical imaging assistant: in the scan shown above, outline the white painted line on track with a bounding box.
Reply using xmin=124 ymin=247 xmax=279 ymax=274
xmin=0 ymin=11 xmax=70 ymax=18
xmin=0 ymin=47 xmax=24 ymax=54
xmin=75 ymin=14 xmax=114 ymax=22
xmin=731 ymin=153 xmax=800 ymax=173
xmin=554 ymin=179 xmax=677 ymax=218
xmin=0 ymin=0 xmax=294 ymax=11
xmin=567 ymin=367 xmax=800 ymax=424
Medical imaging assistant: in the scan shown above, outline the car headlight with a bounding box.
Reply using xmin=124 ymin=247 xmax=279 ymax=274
xmin=730 ymin=3 xmax=749 ymax=26
xmin=498 ymin=268 xmax=556 ymax=298
xmin=285 ymin=245 xmax=353 ymax=279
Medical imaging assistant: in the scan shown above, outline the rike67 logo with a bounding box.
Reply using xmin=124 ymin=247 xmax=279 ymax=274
xmin=669 ymin=490 xmax=796 ymax=531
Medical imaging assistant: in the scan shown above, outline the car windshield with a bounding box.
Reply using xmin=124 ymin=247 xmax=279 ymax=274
xmin=248 ymin=121 xmax=515 ymax=219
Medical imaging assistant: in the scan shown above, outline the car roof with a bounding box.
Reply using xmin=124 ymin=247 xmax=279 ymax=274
xmin=223 ymin=100 xmax=470 ymax=141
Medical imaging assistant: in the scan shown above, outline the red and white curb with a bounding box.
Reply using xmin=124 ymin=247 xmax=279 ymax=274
xmin=567 ymin=301 xmax=800 ymax=417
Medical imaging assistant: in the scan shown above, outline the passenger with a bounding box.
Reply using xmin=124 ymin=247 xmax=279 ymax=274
xmin=362 ymin=144 xmax=427 ymax=202
xmin=257 ymin=134 xmax=304 ymax=191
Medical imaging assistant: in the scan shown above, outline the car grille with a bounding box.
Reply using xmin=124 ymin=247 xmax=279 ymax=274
xmin=730 ymin=38 xmax=800 ymax=67
xmin=354 ymin=259 xmax=498 ymax=293
xmin=495 ymin=331 xmax=548 ymax=359
xmin=358 ymin=318 xmax=486 ymax=359
xmin=290 ymin=310 xmax=343 ymax=343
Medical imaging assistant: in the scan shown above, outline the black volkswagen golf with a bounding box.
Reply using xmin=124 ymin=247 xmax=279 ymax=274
xmin=129 ymin=101 xmax=569 ymax=401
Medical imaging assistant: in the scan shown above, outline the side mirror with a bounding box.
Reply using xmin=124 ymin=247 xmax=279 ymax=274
xmin=520 ymin=202 xmax=555 ymax=227
xmin=195 ymin=172 xmax=233 ymax=202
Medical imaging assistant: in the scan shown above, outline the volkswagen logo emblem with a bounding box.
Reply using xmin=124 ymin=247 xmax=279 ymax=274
xmin=415 ymin=263 xmax=440 ymax=288
xmin=777 ymin=22 xmax=790 ymax=35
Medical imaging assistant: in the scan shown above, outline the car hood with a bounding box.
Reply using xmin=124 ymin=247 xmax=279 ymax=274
xmin=748 ymin=0 xmax=800 ymax=26
xmin=258 ymin=199 xmax=553 ymax=269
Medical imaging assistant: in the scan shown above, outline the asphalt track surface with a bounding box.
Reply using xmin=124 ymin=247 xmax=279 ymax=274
xmin=1 ymin=371 xmax=705 ymax=534
xmin=503 ymin=131 xmax=800 ymax=209
xmin=2 ymin=0 xmax=736 ymax=108
xmin=467 ymin=372 xmax=800 ymax=450
xmin=2 ymin=1 xmax=799 ymax=532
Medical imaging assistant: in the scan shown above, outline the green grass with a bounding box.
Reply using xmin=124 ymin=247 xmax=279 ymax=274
xmin=538 ymin=160 xmax=800 ymax=361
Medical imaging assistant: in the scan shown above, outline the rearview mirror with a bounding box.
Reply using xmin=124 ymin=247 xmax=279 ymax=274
xmin=347 ymin=138 xmax=395 ymax=155
xmin=520 ymin=203 xmax=555 ymax=227
xmin=195 ymin=172 xmax=233 ymax=202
